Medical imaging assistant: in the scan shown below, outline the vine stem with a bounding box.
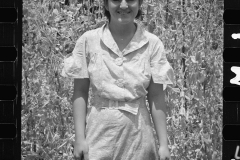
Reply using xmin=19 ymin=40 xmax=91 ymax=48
xmin=57 ymin=135 xmax=75 ymax=150
xmin=203 ymin=0 xmax=213 ymax=58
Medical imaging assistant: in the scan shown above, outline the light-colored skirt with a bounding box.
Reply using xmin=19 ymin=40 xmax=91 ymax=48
xmin=85 ymin=96 xmax=160 ymax=160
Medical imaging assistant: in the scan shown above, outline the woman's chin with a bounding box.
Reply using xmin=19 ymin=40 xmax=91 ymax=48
xmin=116 ymin=18 xmax=133 ymax=24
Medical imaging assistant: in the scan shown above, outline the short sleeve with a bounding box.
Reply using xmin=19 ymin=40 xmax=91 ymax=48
xmin=61 ymin=33 xmax=89 ymax=79
xmin=150 ymin=39 xmax=175 ymax=90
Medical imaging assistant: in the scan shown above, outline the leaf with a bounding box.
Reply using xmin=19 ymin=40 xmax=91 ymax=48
xmin=171 ymin=87 xmax=180 ymax=93
xmin=180 ymin=118 xmax=186 ymax=128
xmin=148 ymin=20 xmax=155 ymax=33
xmin=209 ymin=75 xmax=215 ymax=86
xmin=195 ymin=52 xmax=202 ymax=63
xmin=202 ymin=133 xmax=212 ymax=144
xmin=179 ymin=106 xmax=185 ymax=116
xmin=190 ymin=73 xmax=196 ymax=84
xmin=190 ymin=56 xmax=197 ymax=63
xmin=180 ymin=91 xmax=184 ymax=97
xmin=176 ymin=53 xmax=182 ymax=60
xmin=147 ymin=4 xmax=155 ymax=14
xmin=165 ymin=49 xmax=171 ymax=55
xmin=22 ymin=141 xmax=32 ymax=145
xmin=186 ymin=75 xmax=190 ymax=85
xmin=50 ymin=27 xmax=58 ymax=33
xmin=198 ymin=71 xmax=206 ymax=83
xmin=185 ymin=109 xmax=189 ymax=121
xmin=23 ymin=8 xmax=29 ymax=16
xmin=52 ymin=9 xmax=59 ymax=15
xmin=48 ymin=15 xmax=55 ymax=24
xmin=55 ymin=16 xmax=61 ymax=22
xmin=212 ymin=151 xmax=218 ymax=159
xmin=177 ymin=79 xmax=182 ymax=85
xmin=185 ymin=95 xmax=190 ymax=101
xmin=197 ymin=89 xmax=203 ymax=101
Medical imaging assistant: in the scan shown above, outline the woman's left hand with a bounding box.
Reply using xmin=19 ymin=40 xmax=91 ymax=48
xmin=158 ymin=145 xmax=171 ymax=160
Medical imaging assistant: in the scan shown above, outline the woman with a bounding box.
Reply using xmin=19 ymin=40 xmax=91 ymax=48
xmin=62 ymin=0 xmax=175 ymax=159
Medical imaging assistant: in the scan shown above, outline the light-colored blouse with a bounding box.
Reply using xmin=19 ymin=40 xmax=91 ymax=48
xmin=61 ymin=22 xmax=175 ymax=115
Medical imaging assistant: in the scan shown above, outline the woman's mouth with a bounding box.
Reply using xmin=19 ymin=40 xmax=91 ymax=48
xmin=117 ymin=11 xmax=130 ymax=15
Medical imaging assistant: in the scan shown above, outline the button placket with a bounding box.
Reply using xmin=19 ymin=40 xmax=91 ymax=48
xmin=116 ymin=79 xmax=125 ymax=88
xmin=108 ymin=100 xmax=119 ymax=109
xmin=109 ymin=100 xmax=114 ymax=109
xmin=115 ymin=57 xmax=123 ymax=66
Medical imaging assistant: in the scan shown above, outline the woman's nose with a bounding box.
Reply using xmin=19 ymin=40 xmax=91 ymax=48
xmin=120 ymin=0 xmax=128 ymax=9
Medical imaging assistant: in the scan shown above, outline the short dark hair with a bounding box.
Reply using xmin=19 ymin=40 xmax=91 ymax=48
xmin=103 ymin=0 xmax=143 ymax=22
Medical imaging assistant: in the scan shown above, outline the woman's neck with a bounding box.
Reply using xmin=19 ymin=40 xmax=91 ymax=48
xmin=108 ymin=21 xmax=137 ymax=39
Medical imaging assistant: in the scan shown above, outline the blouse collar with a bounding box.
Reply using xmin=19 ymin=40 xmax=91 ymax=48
xmin=98 ymin=21 xmax=149 ymax=57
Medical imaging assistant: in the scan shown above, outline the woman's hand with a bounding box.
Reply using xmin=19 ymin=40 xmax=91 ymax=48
xmin=73 ymin=139 xmax=89 ymax=160
xmin=158 ymin=145 xmax=171 ymax=160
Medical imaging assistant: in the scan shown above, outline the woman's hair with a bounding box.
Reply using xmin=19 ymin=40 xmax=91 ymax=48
xmin=103 ymin=0 xmax=143 ymax=22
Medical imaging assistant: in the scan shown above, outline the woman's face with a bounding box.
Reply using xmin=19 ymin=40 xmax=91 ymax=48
xmin=106 ymin=0 xmax=139 ymax=24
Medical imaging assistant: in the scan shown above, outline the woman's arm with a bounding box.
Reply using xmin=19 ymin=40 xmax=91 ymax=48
xmin=147 ymin=78 xmax=168 ymax=147
xmin=72 ymin=78 xmax=90 ymax=142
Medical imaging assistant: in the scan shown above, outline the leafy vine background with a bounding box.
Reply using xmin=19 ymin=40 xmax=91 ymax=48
xmin=22 ymin=0 xmax=223 ymax=159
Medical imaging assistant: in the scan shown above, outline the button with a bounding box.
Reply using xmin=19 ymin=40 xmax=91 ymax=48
xmin=115 ymin=58 xmax=123 ymax=66
xmin=115 ymin=79 xmax=125 ymax=88
xmin=117 ymin=83 xmax=124 ymax=88
xmin=109 ymin=100 xmax=118 ymax=109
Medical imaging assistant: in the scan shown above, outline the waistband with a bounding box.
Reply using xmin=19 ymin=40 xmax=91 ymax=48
xmin=92 ymin=96 xmax=146 ymax=115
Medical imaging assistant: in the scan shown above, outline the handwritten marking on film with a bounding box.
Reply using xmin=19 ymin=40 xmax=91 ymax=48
xmin=231 ymin=145 xmax=240 ymax=160
xmin=230 ymin=66 xmax=240 ymax=86
xmin=232 ymin=33 xmax=240 ymax=40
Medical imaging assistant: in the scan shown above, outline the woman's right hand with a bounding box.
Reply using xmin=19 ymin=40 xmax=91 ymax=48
xmin=73 ymin=139 xmax=89 ymax=160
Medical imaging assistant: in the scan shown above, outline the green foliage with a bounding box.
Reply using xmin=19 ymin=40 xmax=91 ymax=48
xmin=22 ymin=0 xmax=223 ymax=159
